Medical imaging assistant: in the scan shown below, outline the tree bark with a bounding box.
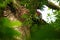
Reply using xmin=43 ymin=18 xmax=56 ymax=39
xmin=47 ymin=1 xmax=60 ymax=10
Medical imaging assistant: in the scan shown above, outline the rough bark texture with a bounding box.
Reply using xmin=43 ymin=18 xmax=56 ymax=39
xmin=3 ymin=4 xmax=30 ymax=40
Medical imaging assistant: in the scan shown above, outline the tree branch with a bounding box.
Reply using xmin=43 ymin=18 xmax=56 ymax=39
xmin=47 ymin=1 xmax=60 ymax=10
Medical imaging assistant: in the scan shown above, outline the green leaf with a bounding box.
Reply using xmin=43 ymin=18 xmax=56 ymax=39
xmin=21 ymin=14 xmax=29 ymax=19
xmin=10 ymin=20 xmax=22 ymax=28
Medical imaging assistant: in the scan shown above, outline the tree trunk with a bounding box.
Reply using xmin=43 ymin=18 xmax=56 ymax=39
xmin=3 ymin=0 xmax=31 ymax=40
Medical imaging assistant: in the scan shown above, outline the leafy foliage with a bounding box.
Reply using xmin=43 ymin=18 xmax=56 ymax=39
xmin=10 ymin=20 xmax=22 ymax=28
xmin=50 ymin=10 xmax=60 ymax=30
xmin=0 ymin=0 xmax=11 ymax=8
xmin=0 ymin=17 xmax=21 ymax=40
xmin=0 ymin=0 xmax=60 ymax=40
xmin=30 ymin=9 xmax=60 ymax=40
xmin=20 ymin=0 xmax=48 ymax=9
xmin=31 ymin=24 xmax=60 ymax=40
